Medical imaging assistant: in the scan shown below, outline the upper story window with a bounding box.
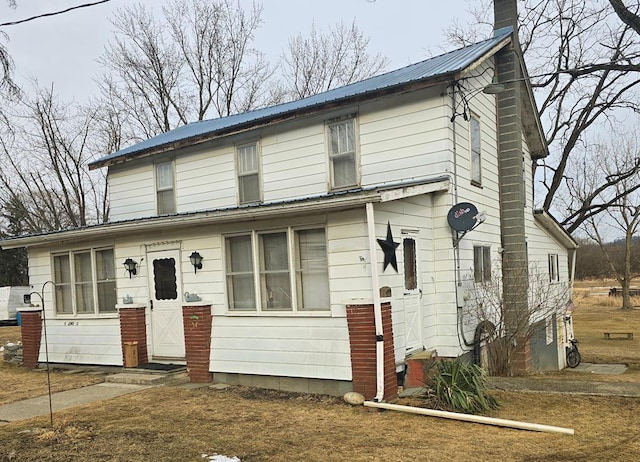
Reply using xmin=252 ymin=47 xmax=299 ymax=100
xmin=53 ymin=248 xmax=116 ymax=316
xmin=328 ymin=117 xmax=358 ymax=189
xmin=473 ymin=245 xmax=491 ymax=283
xmin=155 ymin=161 xmax=176 ymax=214
xmin=236 ymin=142 xmax=261 ymax=204
xmin=548 ymin=254 xmax=560 ymax=282
xmin=225 ymin=227 xmax=330 ymax=313
xmin=470 ymin=115 xmax=482 ymax=186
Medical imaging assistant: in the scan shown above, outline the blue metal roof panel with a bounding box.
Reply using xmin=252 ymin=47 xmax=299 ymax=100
xmin=91 ymin=27 xmax=512 ymax=167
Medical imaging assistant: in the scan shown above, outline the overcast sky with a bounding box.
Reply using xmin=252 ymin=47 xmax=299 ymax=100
xmin=0 ymin=0 xmax=474 ymax=103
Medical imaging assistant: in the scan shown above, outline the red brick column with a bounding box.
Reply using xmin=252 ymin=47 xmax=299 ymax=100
xmin=346 ymin=302 xmax=397 ymax=401
xmin=19 ymin=309 xmax=43 ymax=369
xmin=182 ymin=305 xmax=213 ymax=383
xmin=118 ymin=306 xmax=149 ymax=367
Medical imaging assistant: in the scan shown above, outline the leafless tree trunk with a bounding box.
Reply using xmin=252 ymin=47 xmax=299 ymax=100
xmin=281 ymin=20 xmax=389 ymax=100
xmin=0 ymin=86 xmax=109 ymax=233
xmin=581 ymin=134 xmax=640 ymax=310
xmin=98 ymin=0 xmax=279 ymax=140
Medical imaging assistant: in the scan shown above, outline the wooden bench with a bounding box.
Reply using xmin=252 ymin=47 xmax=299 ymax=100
xmin=603 ymin=332 xmax=634 ymax=340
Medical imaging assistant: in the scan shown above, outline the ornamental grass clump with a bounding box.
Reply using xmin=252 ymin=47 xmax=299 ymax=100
xmin=427 ymin=358 xmax=498 ymax=415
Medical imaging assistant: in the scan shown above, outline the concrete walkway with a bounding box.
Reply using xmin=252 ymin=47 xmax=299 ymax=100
xmin=0 ymin=382 xmax=150 ymax=423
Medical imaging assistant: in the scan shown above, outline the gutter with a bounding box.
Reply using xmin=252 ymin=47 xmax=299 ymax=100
xmin=365 ymin=202 xmax=385 ymax=402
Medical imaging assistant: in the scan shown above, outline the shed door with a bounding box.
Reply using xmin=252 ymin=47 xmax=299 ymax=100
xmin=402 ymin=231 xmax=422 ymax=353
xmin=148 ymin=249 xmax=185 ymax=359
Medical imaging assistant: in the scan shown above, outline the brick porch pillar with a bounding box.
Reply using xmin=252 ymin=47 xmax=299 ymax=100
xmin=19 ymin=308 xmax=43 ymax=369
xmin=182 ymin=305 xmax=213 ymax=383
xmin=346 ymin=302 xmax=397 ymax=401
xmin=118 ymin=305 xmax=149 ymax=367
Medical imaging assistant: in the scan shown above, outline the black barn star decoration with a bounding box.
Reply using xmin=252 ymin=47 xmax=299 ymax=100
xmin=377 ymin=222 xmax=400 ymax=272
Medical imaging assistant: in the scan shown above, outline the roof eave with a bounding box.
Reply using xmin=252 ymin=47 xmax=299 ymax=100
xmin=533 ymin=209 xmax=578 ymax=250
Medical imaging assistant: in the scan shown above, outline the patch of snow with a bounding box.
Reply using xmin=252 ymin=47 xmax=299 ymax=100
xmin=201 ymin=454 xmax=241 ymax=461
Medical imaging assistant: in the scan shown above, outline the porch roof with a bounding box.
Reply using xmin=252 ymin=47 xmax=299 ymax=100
xmin=0 ymin=176 xmax=450 ymax=250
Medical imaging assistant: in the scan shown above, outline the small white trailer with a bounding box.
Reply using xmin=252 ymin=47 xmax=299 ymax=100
xmin=0 ymin=286 xmax=31 ymax=325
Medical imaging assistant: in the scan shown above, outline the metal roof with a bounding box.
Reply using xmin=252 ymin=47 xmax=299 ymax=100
xmin=89 ymin=27 xmax=513 ymax=169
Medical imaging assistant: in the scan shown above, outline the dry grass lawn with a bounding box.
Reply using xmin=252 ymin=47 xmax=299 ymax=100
xmin=1 ymin=280 xmax=640 ymax=461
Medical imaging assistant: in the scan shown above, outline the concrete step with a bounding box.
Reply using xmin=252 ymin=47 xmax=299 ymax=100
xmin=105 ymin=370 xmax=189 ymax=386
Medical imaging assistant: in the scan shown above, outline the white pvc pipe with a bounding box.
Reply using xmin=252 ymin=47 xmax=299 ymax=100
xmin=364 ymin=401 xmax=574 ymax=435
xmin=365 ymin=202 xmax=385 ymax=402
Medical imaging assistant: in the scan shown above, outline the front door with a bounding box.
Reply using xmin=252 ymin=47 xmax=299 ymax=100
xmin=148 ymin=249 xmax=185 ymax=359
xmin=402 ymin=230 xmax=422 ymax=353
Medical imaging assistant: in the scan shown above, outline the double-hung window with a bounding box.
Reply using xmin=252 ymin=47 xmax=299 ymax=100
xmin=548 ymin=254 xmax=560 ymax=282
xmin=225 ymin=227 xmax=330 ymax=313
xmin=328 ymin=117 xmax=358 ymax=189
xmin=473 ymin=245 xmax=491 ymax=283
xmin=237 ymin=142 xmax=260 ymax=204
xmin=470 ymin=115 xmax=482 ymax=185
xmin=53 ymin=248 xmax=116 ymax=315
xmin=155 ymin=161 xmax=176 ymax=214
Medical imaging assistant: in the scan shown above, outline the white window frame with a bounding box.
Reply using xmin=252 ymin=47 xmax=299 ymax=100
xmin=155 ymin=160 xmax=176 ymax=215
xmin=327 ymin=116 xmax=359 ymax=190
xmin=470 ymin=114 xmax=482 ymax=186
xmin=52 ymin=247 xmax=117 ymax=316
xmin=236 ymin=141 xmax=261 ymax=204
xmin=548 ymin=254 xmax=560 ymax=282
xmin=473 ymin=245 xmax=491 ymax=283
xmin=224 ymin=226 xmax=330 ymax=315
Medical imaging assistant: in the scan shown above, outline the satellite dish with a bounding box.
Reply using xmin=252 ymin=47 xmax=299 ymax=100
xmin=447 ymin=202 xmax=479 ymax=232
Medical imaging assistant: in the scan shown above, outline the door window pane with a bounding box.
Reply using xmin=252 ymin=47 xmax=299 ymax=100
xmin=403 ymin=238 xmax=417 ymax=291
xmin=153 ymin=257 xmax=178 ymax=300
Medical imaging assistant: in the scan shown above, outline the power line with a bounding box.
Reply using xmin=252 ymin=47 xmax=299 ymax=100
xmin=0 ymin=0 xmax=112 ymax=27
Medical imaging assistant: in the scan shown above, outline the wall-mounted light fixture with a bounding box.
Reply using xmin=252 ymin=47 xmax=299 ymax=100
xmin=123 ymin=258 xmax=138 ymax=278
xmin=189 ymin=251 xmax=203 ymax=274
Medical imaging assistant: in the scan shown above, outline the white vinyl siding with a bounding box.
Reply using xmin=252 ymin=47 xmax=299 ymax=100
xmin=237 ymin=142 xmax=260 ymax=203
xmin=328 ymin=118 xmax=358 ymax=189
xmin=155 ymin=161 xmax=176 ymax=214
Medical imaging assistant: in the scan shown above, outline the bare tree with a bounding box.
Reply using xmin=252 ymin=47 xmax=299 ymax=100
xmin=580 ymin=134 xmax=640 ymax=310
xmin=98 ymin=0 xmax=278 ymax=140
xmin=281 ymin=20 xmax=389 ymax=100
xmin=0 ymin=85 xmax=108 ymax=233
xmin=463 ymin=263 xmax=570 ymax=375
xmin=446 ymin=0 xmax=640 ymax=235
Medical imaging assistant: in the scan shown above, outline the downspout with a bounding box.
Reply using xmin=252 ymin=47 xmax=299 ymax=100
xmin=366 ymin=201 xmax=385 ymax=402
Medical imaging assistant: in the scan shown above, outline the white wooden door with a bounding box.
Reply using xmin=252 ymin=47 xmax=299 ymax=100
xmin=148 ymin=249 xmax=185 ymax=359
xmin=402 ymin=231 xmax=422 ymax=353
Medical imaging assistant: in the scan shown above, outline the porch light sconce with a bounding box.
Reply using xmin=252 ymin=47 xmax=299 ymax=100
xmin=189 ymin=251 xmax=203 ymax=274
xmin=123 ymin=258 xmax=138 ymax=278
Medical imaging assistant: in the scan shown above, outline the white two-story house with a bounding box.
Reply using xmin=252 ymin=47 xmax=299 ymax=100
xmin=1 ymin=17 xmax=576 ymax=400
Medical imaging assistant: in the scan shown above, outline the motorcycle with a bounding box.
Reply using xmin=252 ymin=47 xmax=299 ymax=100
xmin=566 ymin=338 xmax=581 ymax=368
